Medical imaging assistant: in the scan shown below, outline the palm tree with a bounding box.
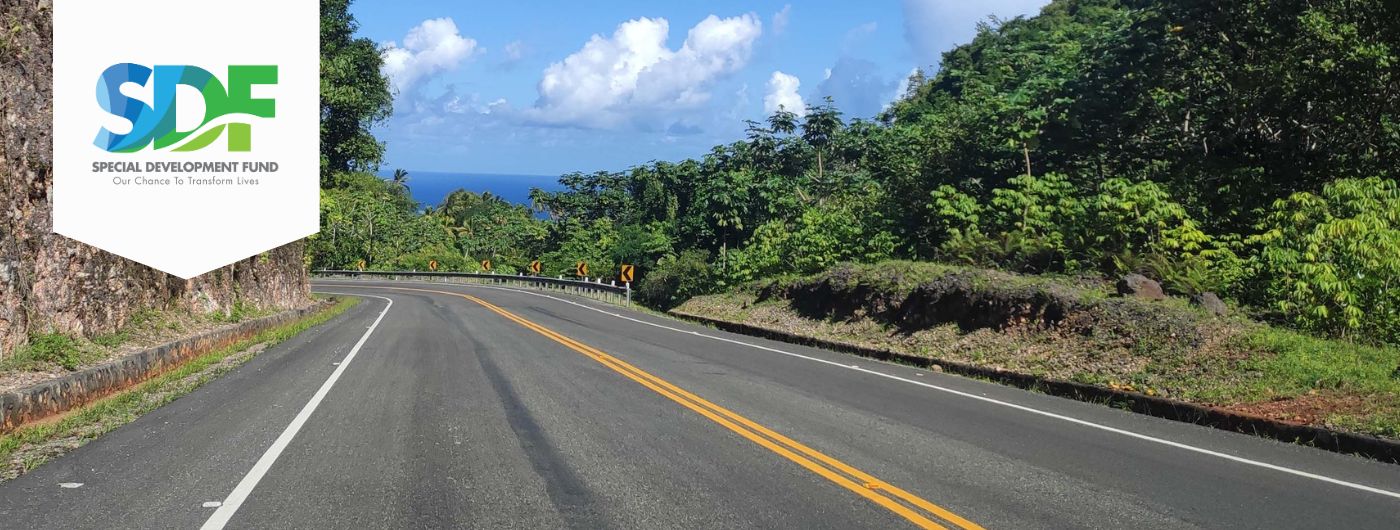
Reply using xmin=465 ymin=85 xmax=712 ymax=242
xmin=390 ymin=168 xmax=411 ymax=192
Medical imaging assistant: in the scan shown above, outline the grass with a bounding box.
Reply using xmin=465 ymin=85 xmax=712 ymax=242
xmin=0 ymin=296 xmax=359 ymax=479
xmin=88 ymin=309 xmax=167 ymax=350
xmin=0 ymin=300 xmax=283 ymax=376
xmin=209 ymin=298 xmax=271 ymax=324
xmin=0 ymin=333 xmax=103 ymax=372
xmin=1232 ymin=327 xmax=1400 ymax=398
xmin=678 ymin=260 xmax=1400 ymax=440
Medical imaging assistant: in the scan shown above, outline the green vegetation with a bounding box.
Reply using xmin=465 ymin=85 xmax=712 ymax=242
xmin=0 ymin=333 xmax=98 ymax=371
xmin=0 ymin=297 xmax=360 ymax=480
xmin=319 ymin=0 xmax=392 ymax=185
xmin=1249 ymin=178 xmax=1400 ymax=342
xmin=1 ymin=300 xmax=280 ymax=374
xmin=308 ymin=1 xmax=1399 ymax=348
xmin=675 ymin=262 xmax=1400 ymax=438
xmin=308 ymin=0 xmax=546 ymax=274
xmin=208 ymin=298 xmax=272 ymax=324
xmin=1 ymin=309 xmax=176 ymax=372
xmin=1236 ymin=328 xmax=1400 ymax=400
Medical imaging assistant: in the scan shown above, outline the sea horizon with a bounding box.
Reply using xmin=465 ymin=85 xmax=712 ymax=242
xmin=377 ymin=170 xmax=563 ymax=209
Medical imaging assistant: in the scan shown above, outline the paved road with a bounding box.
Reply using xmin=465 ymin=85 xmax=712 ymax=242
xmin=1 ymin=279 xmax=1398 ymax=528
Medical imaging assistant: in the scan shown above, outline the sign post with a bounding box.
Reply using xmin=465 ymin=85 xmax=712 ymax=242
xmin=619 ymin=264 xmax=634 ymax=305
xmin=428 ymin=260 xmax=439 ymax=272
xmin=529 ymin=260 xmax=542 ymax=275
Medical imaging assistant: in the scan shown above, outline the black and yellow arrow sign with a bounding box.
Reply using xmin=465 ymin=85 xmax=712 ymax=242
xmin=428 ymin=260 xmax=439 ymax=271
xmin=529 ymin=260 xmax=542 ymax=274
xmin=575 ymin=261 xmax=589 ymax=277
xmin=356 ymin=259 xmax=366 ymax=271
xmin=481 ymin=259 xmax=492 ymax=271
xmin=620 ymin=264 xmax=635 ymax=283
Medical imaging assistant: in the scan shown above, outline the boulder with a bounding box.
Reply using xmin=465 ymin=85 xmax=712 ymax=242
xmin=1191 ymin=292 xmax=1228 ymax=316
xmin=1116 ymin=274 xmax=1166 ymax=300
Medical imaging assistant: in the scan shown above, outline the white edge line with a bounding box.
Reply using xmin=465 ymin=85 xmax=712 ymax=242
xmin=200 ymin=294 xmax=394 ymax=530
xmin=315 ymin=278 xmax=1400 ymax=501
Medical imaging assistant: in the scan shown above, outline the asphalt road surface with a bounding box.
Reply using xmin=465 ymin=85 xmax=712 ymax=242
xmin=2 ymin=278 xmax=1398 ymax=528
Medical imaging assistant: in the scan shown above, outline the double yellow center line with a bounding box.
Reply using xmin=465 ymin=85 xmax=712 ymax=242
xmin=372 ymin=286 xmax=981 ymax=529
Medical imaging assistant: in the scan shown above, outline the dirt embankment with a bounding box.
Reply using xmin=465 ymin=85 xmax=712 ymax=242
xmin=675 ymin=262 xmax=1400 ymax=442
xmin=0 ymin=1 xmax=309 ymax=356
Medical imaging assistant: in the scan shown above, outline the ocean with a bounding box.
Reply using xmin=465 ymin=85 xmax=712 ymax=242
xmin=378 ymin=170 xmax=563 ymax=209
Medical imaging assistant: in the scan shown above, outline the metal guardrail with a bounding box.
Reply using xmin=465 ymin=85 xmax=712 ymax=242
xmin=312 ymin=270 xmax=632 ymax=305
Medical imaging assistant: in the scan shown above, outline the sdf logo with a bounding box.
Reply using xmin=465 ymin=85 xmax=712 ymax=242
xmin=53 ymin=1 xmax=318 ymax=280
xmin=94 ymin=64 xmax=277 ymax=153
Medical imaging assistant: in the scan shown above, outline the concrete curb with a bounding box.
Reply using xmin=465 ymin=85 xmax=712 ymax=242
xmin=0 ymin=301 xmax=332 ymax=433
xmin=669 ymin=310 xmax=1400 ymax=464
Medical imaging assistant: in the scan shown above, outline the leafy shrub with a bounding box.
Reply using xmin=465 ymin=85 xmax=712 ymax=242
xmin=724 ymin=220 xmax=787 ymax=284
xmin=541 ymin=218 xmax=619 ymax=278
xmin=988 ymin=172 xmax=1085 ymax=271
xmin=1087 ymin=178 xmax=1245 ymax=294
xmin=927 ymin=184 xmax=1001 ymax=264
xmin=1134 ymin=251 xmax=1244 ymax=297
xmin=724 ymin=201 xmax=897 ymax=284
xmin=1088 ymin=179 xmax=1207 ymax=260
xmin=612 ymin=222 xmax=674 ymax=270
xmin=785 ymin=205 xmax=898 ymax=275
xmin=636 ymin=249 xmax=717 ymax=310
xmin=32 ymin=334 xmax=83 ymax=370
xmin=1250 ymin=178 xmax=1400 ymax=343
xmin=378 ymin=244 xmax=470 ymax=272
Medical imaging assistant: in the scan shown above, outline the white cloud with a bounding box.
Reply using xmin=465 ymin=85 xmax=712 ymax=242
xmin=772 ymin=4 xmax=791 ymax=35
xmin=530 ymin=14 xmax=763 ymax=128
xmin=494 ymin=39 xmax=529 ymax=70
xmin=815 ymin=57 xmax=897 ymax=119
xmin=503 ymin=40 xmax=526 ymax=62
xmin=381 ymin=18 xmax=479 ymax=97
xmin=902 ymin=0 xmax=1048 ymax=68
xmin=424 ymin=87 xmax=512 ymax=118
xmin=763 ymin=71 xmax=805 ymax=116
xmin=485 ymin=98 xmax=510 ymax=115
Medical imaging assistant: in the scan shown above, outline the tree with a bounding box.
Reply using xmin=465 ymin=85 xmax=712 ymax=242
xmin=390 ymin=168 xmax=410 ymax=191
xmin=320 ymin=0 xmax=393 ymax=187
xmin=801 ymin=96 xmax=844 ymax=185
xmin=1251 ymin=178 xmax=1400 ymax=342
xmin=767 ymin=108 xmax=799 ymax=136
xmin=696 ymin=169 xmax=755 ymax=272
xmin=305 ymin=0 xmax=1400 ymax=340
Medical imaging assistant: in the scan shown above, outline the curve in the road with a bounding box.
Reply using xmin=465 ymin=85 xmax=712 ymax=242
xmin=444 ymin=281 xmax=1400 ymax=503
xmin=345 ymin=285 xmax=983 ymax=530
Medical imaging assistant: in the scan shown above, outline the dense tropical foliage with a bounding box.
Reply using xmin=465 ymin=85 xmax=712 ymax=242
xmin=310 ymin=0 xmax=1400 ymax=345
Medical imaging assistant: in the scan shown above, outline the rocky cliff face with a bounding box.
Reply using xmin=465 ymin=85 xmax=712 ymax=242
xmin=0 ymin=0 xmax=309 ymax=355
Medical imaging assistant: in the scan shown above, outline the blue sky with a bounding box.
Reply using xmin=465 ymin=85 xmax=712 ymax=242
xmin=350 ymin=1 xmax=1048 ymax=176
